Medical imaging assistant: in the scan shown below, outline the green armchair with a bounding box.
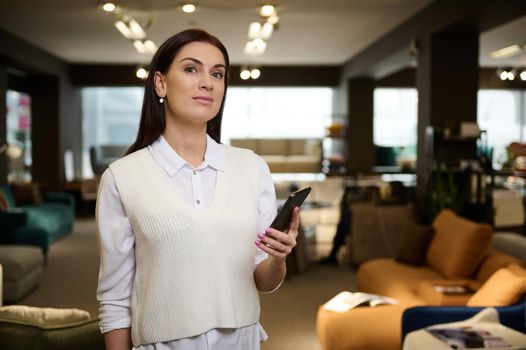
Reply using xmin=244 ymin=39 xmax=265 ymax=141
xmin=0 ymin=305 xmax=105 ymax=350
xmin=0 ymin=184 xmax=75 ymax=257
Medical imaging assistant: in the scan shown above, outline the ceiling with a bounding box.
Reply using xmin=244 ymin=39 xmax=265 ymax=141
xmin=0 ymin=0 xmax=524 ymax=68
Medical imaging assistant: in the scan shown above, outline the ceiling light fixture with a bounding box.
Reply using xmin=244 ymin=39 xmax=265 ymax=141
xmin=244 ymin=38 xmax=267 ymax=56
xmin=128 ymin=19 xmax=146 ymax=40
xmin=240 ymin=67 xmax=261 ymax=80
xmin=490 ymin=44 xmax=524 ymax=59
xmin=114 ymin=20 xmax=134 ymax=39
xmin=136 ymin=67 xmax=148 ymax=79
xmin=520 ymin=70 xmax=526 ymax=81
xmin=102 ymin=2 xmax=116 ymax=12
xmin=243 ymin=4 xmax=279 ymax=58
xmin=102 ymin=4 xmax=157 ymax=59
xmin=267 ymin=14 xmax=279 ymax=25
xmin=182 ymin=3 xmax=196 ymax=13
xmin=133 ymin=40 xmax=148 ymax=54
xmin=248 ymin=22 xmax=273 ymax=41
xmin=144 ymin=40 xmax=157 ymax=53
xmin=250 ymin=68 xmax=261 ymax=79
xmin=260 ymin=5 xmax=275 ymax=17
xmin=497 ymin=68 xmax=519 ymax=81
xmin=240 ymin=69 xmax=251 ymax=80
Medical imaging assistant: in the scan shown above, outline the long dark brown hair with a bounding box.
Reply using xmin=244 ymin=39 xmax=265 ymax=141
xmin=126 ymin=29 xmax=230 ymax=155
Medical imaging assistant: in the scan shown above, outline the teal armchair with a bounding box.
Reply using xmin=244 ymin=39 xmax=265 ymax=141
xmin=0 ymin=185 xmax=75 ymax=257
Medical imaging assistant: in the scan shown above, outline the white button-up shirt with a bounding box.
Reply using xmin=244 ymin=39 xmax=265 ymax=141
xmin=96 ymin=135 xmax=278 ymax=349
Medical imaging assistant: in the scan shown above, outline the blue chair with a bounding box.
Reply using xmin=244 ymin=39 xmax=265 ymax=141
xmin=401 ymin=302 xmax=526 ymax=346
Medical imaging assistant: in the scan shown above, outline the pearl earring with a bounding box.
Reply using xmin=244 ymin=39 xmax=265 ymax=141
xmin=159 ymin=97 xmax=164 ymax=104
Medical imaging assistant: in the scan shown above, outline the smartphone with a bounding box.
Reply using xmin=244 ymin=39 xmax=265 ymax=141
xmin=270 ymin=187 xmax=311 ymax=232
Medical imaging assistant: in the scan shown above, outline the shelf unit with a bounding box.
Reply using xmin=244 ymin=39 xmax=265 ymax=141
xmin=322 ymin=115 xmax=348 ymax=176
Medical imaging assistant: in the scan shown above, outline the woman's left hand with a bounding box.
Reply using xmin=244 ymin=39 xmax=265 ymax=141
xmin=256 ymin=207 xmax=300 ymax=263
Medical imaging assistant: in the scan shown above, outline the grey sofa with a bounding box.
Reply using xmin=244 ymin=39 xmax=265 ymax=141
xmin=89 ymin=145 xmax=128 ymax=176
xmin=0 ymin=245 xmax=44 ymax=302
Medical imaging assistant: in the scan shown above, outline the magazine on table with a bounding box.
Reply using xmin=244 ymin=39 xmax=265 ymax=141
xmin=427 ymin=326 xmax=512 ymax=349
xmin=323 ymin=291 xmax=398 ymax=313
xmin=433 ymin=284 xmax=475 ymax=295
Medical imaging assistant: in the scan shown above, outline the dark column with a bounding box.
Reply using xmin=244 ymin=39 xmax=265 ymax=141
xmin=347 ymin=78 xmax=375 ymax=171
xmin=0 ymin=63 xmax=6 ymax=184
xmin=416 ymin=26 xmax=479 ymax=197
xmin=31 ymin=74 xmax=62 ymax=191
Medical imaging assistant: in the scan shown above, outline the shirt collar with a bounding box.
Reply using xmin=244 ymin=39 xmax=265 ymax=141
xmin=148 ymin=134 xmax=225 ymax=177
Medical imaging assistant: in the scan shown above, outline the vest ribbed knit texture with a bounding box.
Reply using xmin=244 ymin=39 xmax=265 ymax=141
xmin=109 ymin=145 xmax=261 ymax=347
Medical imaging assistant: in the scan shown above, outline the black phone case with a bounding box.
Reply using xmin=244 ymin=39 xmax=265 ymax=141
xmin=270 ymin=187 xmax=311 ymax=232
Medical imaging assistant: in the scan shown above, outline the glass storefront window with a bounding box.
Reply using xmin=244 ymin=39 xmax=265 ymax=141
xmin=477 ymin=90 xmax=523 ymax=170
xmin=81 ymin=86 xmax=333 ymax=178
xmin=222 ymin=87 xmax=332 ymax=142
xmin=6 ymin=90 xmax=32 ymax=181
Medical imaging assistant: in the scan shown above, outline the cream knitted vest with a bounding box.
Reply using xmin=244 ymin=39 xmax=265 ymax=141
xmin=109 ymin=145 xmax=261 ymax=346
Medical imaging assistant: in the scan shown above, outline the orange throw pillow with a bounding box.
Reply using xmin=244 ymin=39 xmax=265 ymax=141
xmin=427 ymin=209 xmax=493 ymax=278
xmin=467 ymin=263 xmax=526 ymax=307
xmin=0 ymin=192 xmax=8 ymax=209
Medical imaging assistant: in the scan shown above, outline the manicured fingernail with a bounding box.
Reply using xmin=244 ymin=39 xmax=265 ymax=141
xmin=255 ymin=240 xmax=261 ymax=245
xmin=265 ymin=228 xmax=272 ymax=234
xmin=258 ymin=233 xmax=265 ymax=239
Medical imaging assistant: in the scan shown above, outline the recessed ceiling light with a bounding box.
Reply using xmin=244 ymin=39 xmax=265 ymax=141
xmin=250 ymin=68 xmax=261 ymax=79
xmin=240 ymin=69 xmax=251 ymax=80
xmin=136 ymin=67 xmax=148 ymax=79
xmin=182 ymin=4 xmax=196 ymax=13
xmin=102 ymin=2 xmax=116 ymax=12
xmin=267 ymin=14 xmax=279 ymax=25
xmin=260 ymin=5 xmax=275 ymax=17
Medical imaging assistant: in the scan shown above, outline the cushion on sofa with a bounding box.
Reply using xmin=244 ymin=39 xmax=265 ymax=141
xmin=427 ymin=209 xmax=493 ymax=278
xmin=259 ymin=139 xmax=289 ymax=156
xmin=357 ymin=259 xmax=441 ymax=303
xmin=467 ymin=263 xmax=526 ymax=307
xmin=286 ymin=155 xmax=321 ymax=173
xmin=261 ymin=155 xmax=288 ymax=172
xmin=229 ymin=138 xmax=259 ymax=153
xmin=11 ymin=182 xmax=44 ymax=205
xmin=0 ymin=306 xmax=104 ymax=350
xmin=475 ymin=248 xmax=522 ymax=283
xmin=0 ymin=192 xmax=9 ymax=209
xmin=0 ymin=305 xmax=91 ymax=328
xmin=0 ymin=185 xmax=16 ymax=207
xmin=289 ymin=139 xmax=307 ymax=155
xmin=395 ymin=224 xmax=434 ymax=266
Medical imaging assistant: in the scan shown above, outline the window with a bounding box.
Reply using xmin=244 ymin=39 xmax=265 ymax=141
xmin=81 ymin=87 xmax=333 ymax=177
xmin=373 ymin=88 xmax=418 ymax=147
xmin=373 ymin=88 xmax=418 ymax=166
xmin=81 ymin=87 xmax=143 ymax=178
xmin=222 ymin=87 xmax=333 ymax=143
xmin=477 ymin=90 xmax=525 ymax=169
xmin=6 ymin=90 xmax=32 ymax=181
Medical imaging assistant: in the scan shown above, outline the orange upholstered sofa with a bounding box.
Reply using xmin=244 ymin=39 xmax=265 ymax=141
xmin=316 ymin=209 xmax=525 ymax=350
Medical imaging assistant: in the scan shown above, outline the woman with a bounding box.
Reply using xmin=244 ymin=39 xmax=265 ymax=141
xmin=96 ymin=29 xmax=300 ymax=350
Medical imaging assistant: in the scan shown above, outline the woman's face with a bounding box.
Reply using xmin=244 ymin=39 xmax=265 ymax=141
xmin=155 ymin=41 xmax=226 ymax=127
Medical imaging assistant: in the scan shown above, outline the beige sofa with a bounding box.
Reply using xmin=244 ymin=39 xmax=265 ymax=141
xmin=229 ymin=138 xmax=322 ymax=173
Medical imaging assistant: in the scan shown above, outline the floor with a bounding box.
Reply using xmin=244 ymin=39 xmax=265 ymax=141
xmin=18 ymin=218 xmax=356 ymax=350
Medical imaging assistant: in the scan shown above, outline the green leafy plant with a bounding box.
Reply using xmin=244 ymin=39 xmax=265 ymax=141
xmin=425 ymin=160 xmax=465 ymax=222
